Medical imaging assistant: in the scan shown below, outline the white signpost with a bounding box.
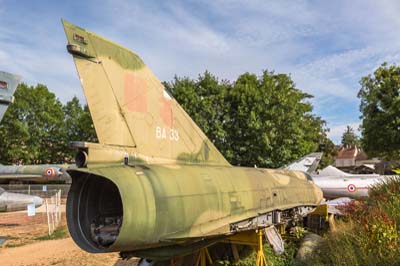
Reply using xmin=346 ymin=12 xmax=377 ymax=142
xmin=27 ymin=203 xmax=36 ymax=217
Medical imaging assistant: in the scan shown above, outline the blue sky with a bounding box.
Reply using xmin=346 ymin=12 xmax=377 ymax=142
xmin=1 ymin=0 xmax=400 ymax=143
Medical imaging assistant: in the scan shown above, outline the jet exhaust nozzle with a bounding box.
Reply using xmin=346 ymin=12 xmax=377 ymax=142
xmin=75 ymin=150 xmax=88 ymax=168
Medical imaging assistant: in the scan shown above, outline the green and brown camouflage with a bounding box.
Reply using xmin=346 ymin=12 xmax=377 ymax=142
xmin=62 ymin=20 xmax=323 ymax=259
xmin=0 ymin=164 xmax=72 ymax=182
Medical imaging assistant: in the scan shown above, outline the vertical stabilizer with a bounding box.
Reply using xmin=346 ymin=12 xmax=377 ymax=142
xmin=0 ymin=71 xmax=21 ymax=122
xmin=283 ymin=152 xmax=323 ymax=173
xmin=62 ymin=20 xmax=229 ymax=166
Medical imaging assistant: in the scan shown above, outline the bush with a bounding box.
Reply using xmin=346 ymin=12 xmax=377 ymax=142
xmin=305 ymin=177 xmax=400 ymax=265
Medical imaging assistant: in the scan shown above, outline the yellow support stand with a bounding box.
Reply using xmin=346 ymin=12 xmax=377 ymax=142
xmin=277 ymin=223 xmax=285 ymax=235
xmin=195 ymin=247 xmax=213 ymax=266
xmin=310 ymin=204 xmax=328 ymax=221
xmin=256 ymin=229 xmax=268 ymax=266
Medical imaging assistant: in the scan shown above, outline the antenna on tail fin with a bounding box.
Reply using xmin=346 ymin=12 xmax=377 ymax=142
xmin=62 ymin=20 xmax=229 ymax=166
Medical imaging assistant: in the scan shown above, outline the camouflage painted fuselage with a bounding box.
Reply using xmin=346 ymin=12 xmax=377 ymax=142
xmin=0 ymin=164 xmax=72 ymax=182
xmin=67 ymin=161 xmax=321 ymax=253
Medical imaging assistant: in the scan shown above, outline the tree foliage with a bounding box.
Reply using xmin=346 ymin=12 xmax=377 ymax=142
xmin=358 ymin=63 xmax=400 ymax=160
xmin=317 ymin=129 xmax=338 ymax=169
xmin=63 ymin=96 xmax=98 ymax=159
xmin=0 ymin=84 xmax=97 ymax=164
xmin=341 ymin=125 xmax=360 ymax=147
xmin=164 ymin=71 xmax=229 ymax=153
xmin=166 ymin=70 xmax=329 ymax=168
xmin=2 ymin=70 xmax=330 ymax=168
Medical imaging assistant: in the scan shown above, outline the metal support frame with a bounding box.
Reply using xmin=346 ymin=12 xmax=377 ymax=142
xmin=256 ymin=229 xmax=268 ymax=266
xmin=277 ymin=223 xmax=285 ymax=235
xmin=195 ymin=247 xmax=213 ymax=266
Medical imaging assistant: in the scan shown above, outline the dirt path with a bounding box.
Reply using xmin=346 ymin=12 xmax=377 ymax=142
xmin=0 ymin=212 xmax=61 ymax=247
xmin=0 ymin=237 xmax=138 ymax=266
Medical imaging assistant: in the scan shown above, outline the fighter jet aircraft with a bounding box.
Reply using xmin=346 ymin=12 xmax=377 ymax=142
xmin=312 ymin=165 xmax=399 ymax=199
xmin=0 ymin=163 xmax=71 ymax=213
xmin=0 ymin=164 xmax=71 ymax=182
xmin=61 ymin=20 xmax=323 ymax=264
xmin=0 ymin=71 xmax=47 ymax=212
xmin=0 ymin=71 xmax=72 ymax=183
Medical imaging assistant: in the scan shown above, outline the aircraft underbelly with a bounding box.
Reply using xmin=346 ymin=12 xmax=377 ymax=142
xmin=0 ymin=192 xmax=43 ymax=212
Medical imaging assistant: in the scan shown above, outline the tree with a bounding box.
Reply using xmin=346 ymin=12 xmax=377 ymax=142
xmin=166 ymin=70 xmax=328 ymax=168
xmin=225 ymin=71 xmax=324 ymax=167
xmin=63 ymin=96 xmax=98 ymax=161
xmin=0 ymin=85 xmax=97 ymax=164
xmin=341 ymin=125 xmax=360 ymax=147
xmin=318 ymin=129 xmax=338 ymax=169
xmin=358 ymin=63 xmax=400 ymax=160
xmin=0 ymin=83 xmax=66 ymax=164
xmin=164 ymin=71 xmax=229 ymax=153
xmin=1 ymin=70 xmax=329 ymax=168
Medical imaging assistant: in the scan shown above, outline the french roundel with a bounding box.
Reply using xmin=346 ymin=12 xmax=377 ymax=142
xmin=347 ymin=184 xmax=357 ymax=193
xmin=45 ymin=168 xmax=55 ymax=177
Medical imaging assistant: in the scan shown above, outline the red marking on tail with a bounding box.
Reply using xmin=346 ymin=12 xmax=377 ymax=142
xmin=160 ymin=96 xmax=173 ymax=127
xmin=124 ymin=74 xmax=148 ymax=113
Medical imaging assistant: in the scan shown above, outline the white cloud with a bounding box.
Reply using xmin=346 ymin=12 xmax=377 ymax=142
xmin=0 ymin=0 xmax=400 ymax=141
xmin=0 ymin=5 xmax=83 ymax=103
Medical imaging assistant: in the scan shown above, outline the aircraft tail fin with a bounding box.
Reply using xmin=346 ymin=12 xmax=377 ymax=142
xmin=317 ymin=165 xmax=349 ymax=177
xmin=62 ymin=20 xmax=229 ymax=166
xmin=0 ymin=71 xmax=21 ymax=122
xmin=283 ymin=152 xmax=323 ymax=173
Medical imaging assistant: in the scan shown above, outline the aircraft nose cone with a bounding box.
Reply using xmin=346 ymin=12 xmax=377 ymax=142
xmin=33 ymin=196 xmax=43 ymax=207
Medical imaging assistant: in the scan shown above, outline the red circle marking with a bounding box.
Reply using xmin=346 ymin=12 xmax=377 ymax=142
xmin=347 ymin=184 xmax=357 ymax=193
xmin=45 ymin=168 xmax=55 ymax=177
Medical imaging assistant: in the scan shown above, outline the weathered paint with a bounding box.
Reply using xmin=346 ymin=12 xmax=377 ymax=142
xmin=0 ymin=164 xmax=72 ymax=181
xmin=68 ymin=164 xmax=321 ymax=253
xmin=62 ymin=20 xmax=323 ymax=257
xmin=62 ymin=19 xmax=229 ymax=165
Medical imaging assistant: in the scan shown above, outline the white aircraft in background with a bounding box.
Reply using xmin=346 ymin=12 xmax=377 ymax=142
xmin=285 ymin=153 xmax=398 ymax=208
xmin=312 ymin=165 xmax=398 ymax=199
xmin=283 ymin=152 xmax=323 ymax=173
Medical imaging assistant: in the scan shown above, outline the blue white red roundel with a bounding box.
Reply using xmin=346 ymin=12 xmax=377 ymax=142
xmin=45 ymin=168 xmax=55 ymax=177
xmin=347 ymin=184 xmax=357 ymax=193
